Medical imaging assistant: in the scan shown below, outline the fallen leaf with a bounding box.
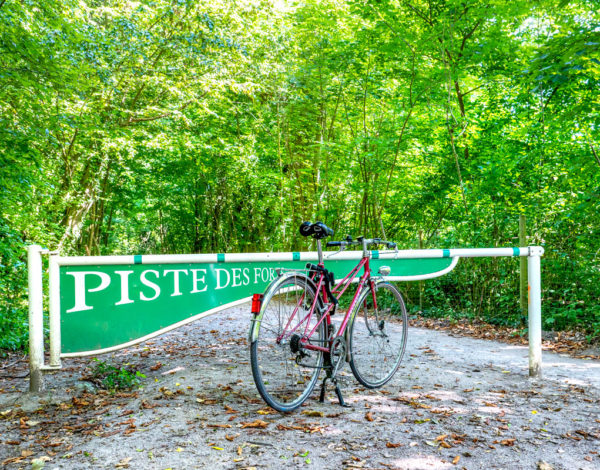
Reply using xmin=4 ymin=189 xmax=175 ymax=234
xmin=140 ymin=400 xmax=159 ymax=409
xmin=240 ymin=419 xmax=269 ymax=429
xmin=224 ymin=405 xmax=238 ymax=414
xmin=115 ymin=457 xmax=132 ymax=468
xmin=365 ymin=412 xmax=374 ymax=422
xmin=302 ymin=410 xmax=324 ymax=417
xmin=72 ymin=397 xmax=90 ymax=407
xmin=452 ymin=455 xmax=460 ymax=465
xmin=2 ymin=457 xmax=25 ymax=466
xmin=537 ymin=461 xmax=554 ymax=470
xmin=386 ymin=442 xmax=403 ymax=448
xmin=276 ymin=424 xmax=305 ymax=431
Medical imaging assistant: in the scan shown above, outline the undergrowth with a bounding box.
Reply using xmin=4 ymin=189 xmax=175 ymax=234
xmin=90 ymin=359 xmax=145 ymax=391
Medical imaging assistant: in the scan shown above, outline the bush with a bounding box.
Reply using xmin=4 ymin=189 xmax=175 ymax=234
xmin=89 ymin=359 xmax=146 ymax=391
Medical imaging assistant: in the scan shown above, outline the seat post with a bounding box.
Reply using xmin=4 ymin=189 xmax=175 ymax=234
xmin=317 ymin=239 xmax=324 ymax=265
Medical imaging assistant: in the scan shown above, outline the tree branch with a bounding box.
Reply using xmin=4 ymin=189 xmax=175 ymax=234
xmin=369 ymin=3 xmax=416 ymax=55
xmin=538 ymin=84 xmax=561 ymax=121
xmin=587 ymin=136 xmax=600 ymax=168
xmin=406 ymin=3 xmax=434 ymax=26
xmin=120 ymin=99 xmax=195 ymax=126
xmin=458 ymin=18 xmax=483 ymax=60
xmin=462 ymin=83 xmax=486 ymax=96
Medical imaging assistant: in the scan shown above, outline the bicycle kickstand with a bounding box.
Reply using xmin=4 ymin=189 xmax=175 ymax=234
xmin=319 ymin=376 xmax=351 ymax=408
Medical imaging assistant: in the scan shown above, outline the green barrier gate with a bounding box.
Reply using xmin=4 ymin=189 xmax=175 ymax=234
xmin=26 ymin=246 xmax=543 ymax=392
xmin=59 ymin=256 xmax=453 ymax=354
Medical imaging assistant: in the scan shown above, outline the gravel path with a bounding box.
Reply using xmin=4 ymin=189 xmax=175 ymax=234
xmin=1 ymin=306 xmax=599 ymax=469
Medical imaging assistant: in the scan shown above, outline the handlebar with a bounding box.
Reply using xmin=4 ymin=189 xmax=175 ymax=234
xmin=326 ymin=238 xmax=397 ymax=249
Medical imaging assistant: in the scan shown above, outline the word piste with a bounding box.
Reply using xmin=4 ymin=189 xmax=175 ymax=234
xmin=65 ymin=265 xmax=279 ymax=313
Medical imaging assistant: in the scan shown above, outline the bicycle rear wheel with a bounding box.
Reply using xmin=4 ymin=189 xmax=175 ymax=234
xmin=250 ymin=273 xmax=326 ymax=412
xmin=348 ymin=281 xmax=407 ymax=388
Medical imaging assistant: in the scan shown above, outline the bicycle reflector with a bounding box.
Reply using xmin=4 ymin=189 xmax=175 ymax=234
xmin=251 ymin=294 xmax=264 ymax=315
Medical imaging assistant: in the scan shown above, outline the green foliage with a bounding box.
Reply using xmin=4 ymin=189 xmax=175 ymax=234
xmin=90 ymin=359 xmax=146 ymax=391
xmin=0 ymin=218 xmax=29 ymax=352
xmin=1 ymin=0 xmax=599 ymax=347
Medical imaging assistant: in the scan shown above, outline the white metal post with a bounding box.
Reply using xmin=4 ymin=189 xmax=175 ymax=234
xmin=27 ymin=245 xmax=44 ymax=392
xmin=527 ymin=246 xmax=544 ymax=378
xmin=48 ymin=254 xmax=61 ymax=367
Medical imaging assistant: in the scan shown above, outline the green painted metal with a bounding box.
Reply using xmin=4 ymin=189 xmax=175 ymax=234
xmin=512 ymin=247 xmax=520 ymax=256
xmin=134 ymin=255 xmax=142 ymax=265
xmin=59 ymin=255 xmax=453 ymax=354
xmin=443 ymin=249 xmax=451 ymax=258
xmin=217 ymin=253 xmax=225 ymax=263
xmin=372 ymin=250 xmax=379 ymax=259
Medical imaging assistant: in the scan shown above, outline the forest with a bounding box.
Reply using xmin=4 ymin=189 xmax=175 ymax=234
xmin=0 ymin=0 xmax=598 ymax=352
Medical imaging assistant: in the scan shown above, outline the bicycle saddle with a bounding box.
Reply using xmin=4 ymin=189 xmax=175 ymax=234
xmin=299 ymin=221 xmax=334 ymax=239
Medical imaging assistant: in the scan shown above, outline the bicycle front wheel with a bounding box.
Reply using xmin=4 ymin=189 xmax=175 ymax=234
xmin=250 ymin=273 xmax=325 ymax=412
xmin=349 ymin=281 xmax=408 ymax=388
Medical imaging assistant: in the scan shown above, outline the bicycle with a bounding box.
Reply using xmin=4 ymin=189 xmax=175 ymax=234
xmin=248 ymin=221 xmax=408 ymax=412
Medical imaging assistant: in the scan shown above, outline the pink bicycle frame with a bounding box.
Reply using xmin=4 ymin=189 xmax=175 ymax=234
xmin=276 ymin=254 xmax=378 ymax=354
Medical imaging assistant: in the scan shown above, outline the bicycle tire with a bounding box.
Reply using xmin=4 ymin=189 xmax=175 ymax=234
xmin=348 ymin=281 xmax=408 ymax=388
xmin=250 ymin=273 xmax=326 ymax=412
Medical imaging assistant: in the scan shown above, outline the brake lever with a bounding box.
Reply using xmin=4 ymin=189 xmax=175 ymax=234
xmin=325 ymin=242 xmax=348 ymax=259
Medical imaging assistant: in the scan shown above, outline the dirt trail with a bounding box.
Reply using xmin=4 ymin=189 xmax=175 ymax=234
xmin=1 ymin=306 xmax=599 ymax=470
